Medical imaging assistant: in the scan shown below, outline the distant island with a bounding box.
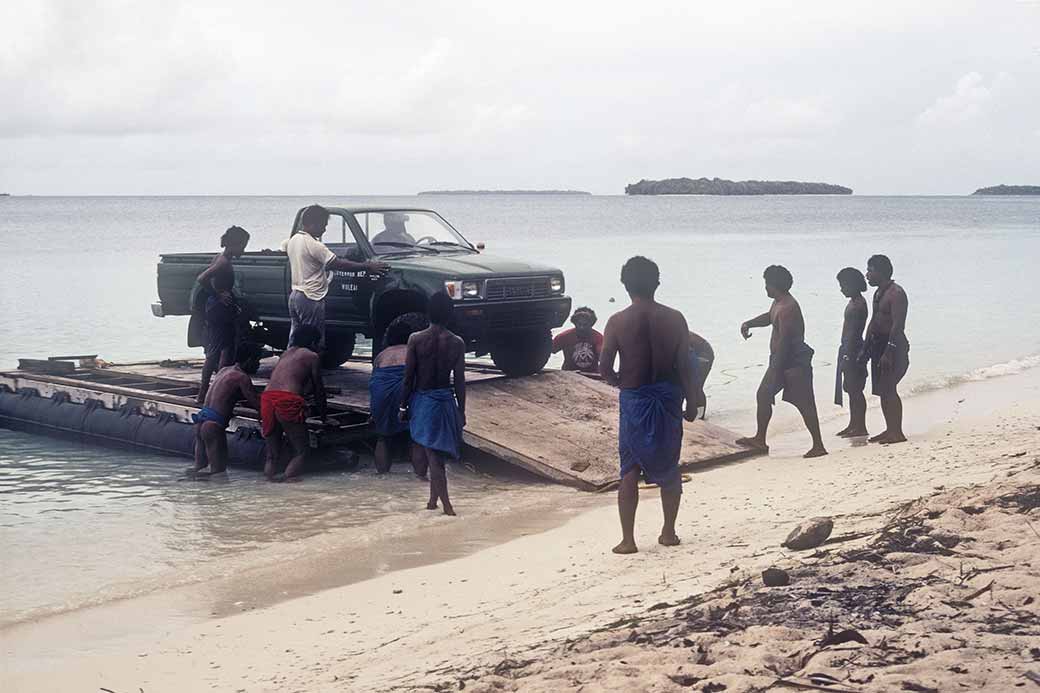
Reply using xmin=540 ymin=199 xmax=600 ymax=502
xmin=971 ymin=185 xmax=1040 ymax=196
xmin=625 ymin=177 xmax=853 ymax=195
xmin=418 ymin=189 xmax=591 ymax=195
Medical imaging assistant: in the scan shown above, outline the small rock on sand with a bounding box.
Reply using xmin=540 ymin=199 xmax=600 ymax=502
xmin=782 ymin=516 xmax=834 ymax=550
xmin=761 ymin=568 xmax=790 ymax=587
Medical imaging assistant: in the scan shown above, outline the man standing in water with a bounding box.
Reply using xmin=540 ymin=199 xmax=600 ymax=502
xmin=285 ymin=205 xmax=388 ymax=348
xmin=400 ymin=293 xmax=466 ymax=516
xmin=262 ymin=326 xmax=325 ymax=482
xmin=599 ymin=256 xmax=699 ymax=555
xmin=862 ymin=254 xmax=909 ymax=444
xmin=190 ymin=342 xmax=263 ymax=477
xmin=369 ymin=313 xmax=429 ymax=477
xmin=835 ymin=267 xmax=869 ymax=437
xmin=737 ymin=265 xmax=827 ymax=458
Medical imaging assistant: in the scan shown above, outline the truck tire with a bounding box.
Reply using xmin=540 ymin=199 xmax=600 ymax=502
xmin=321 ymin=331 xmax=357 ymax=369
xmin=490 ymin=330 xmax=552 ymax=377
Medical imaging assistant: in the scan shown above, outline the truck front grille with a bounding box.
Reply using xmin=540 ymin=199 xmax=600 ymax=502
xmin=484 ymin=277 xmax=552 ymax=301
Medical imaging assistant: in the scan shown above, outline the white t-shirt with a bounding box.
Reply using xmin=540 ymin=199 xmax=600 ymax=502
xmin=284 ymin=232 xmax=337 ymax=301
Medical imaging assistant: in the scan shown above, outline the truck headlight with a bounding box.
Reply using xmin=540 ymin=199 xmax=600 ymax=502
xmin=549 ymin=276 xmax=564 ymax=293
xmin=444 ymin=280 xmax=482 ymax=299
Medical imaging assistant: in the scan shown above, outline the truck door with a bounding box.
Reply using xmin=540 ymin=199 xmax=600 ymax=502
xmin=323 ymin=211 xmax=373 ymax=330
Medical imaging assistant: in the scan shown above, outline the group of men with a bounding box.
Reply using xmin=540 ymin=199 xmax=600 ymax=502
xmin=191 ymin=205 xmax=468 ymax=513
xmin=191 ymin=205 xmax=910 ymax=536
xmin=600 ymin=253 xmax=909 ymax=554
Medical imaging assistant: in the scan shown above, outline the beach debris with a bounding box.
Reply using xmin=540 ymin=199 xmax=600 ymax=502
xmin=393 ymin=589 xmax=403 ymax=594
xmin=819 ymin=628 xmax=868 ymax=647
xmin=666 ymin=673 xmax=702 ymax=687
xmin=900 ymin=683 xmax=939 ymax=693
xmin=761 ymin=567 xmax=790 ymax=587
xmin=1023 ymin=670 xmax=1040 ymax=686
xmin=783 ymin=517 xmax=834 ymax=551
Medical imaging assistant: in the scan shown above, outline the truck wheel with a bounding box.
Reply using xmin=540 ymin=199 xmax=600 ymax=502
xmin=490 ymin=330 xmax=552 ymax=377
xmin=321 ymin=331 xmax=357 ymax=369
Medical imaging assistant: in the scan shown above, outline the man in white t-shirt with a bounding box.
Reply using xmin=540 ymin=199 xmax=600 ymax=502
xmin=285 ymin=205 xmax=388 ymax=347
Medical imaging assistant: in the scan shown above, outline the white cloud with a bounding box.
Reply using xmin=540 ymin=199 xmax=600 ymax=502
xmin=916 ymin=72 xmax=1015 ymax=127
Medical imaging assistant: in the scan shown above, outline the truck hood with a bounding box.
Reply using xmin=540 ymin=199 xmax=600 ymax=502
xmin=385 ymin=252 xmax=561 ymax=277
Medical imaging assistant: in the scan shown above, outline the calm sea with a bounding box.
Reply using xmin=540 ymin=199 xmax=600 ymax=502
xmin=1 ymin=194 xmax=1038 ymax=626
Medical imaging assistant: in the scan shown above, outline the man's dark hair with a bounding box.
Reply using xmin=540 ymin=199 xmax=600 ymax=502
xmin=220 ymin=225 xmax=250 ymax=248
xmin=428 ymin=292 xmax=453 ymax=326
xmin=836 ymin=267 xmax=867 ymax=293
xmin=571 ymin=306 xmax=597 ymax=326
xmin=620 ymin=256 xmax=660 ymax=298
xmin=867 ymin=254 xmax=893 ymax=279
xmin=290 ymin=325 xmax=322 ymax=350
xmin=300 ymin=205 xmax=330 ymax=231
xmin=763 ymin=265 xmax=794 ymax=292
xmin=236 ymin=341 xmax=264 ymax=367
xmin=386 ymin=311 xmax=429 ymax=346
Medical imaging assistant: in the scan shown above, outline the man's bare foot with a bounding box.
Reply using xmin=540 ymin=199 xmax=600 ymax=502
xmin=426 ymin=502 xmax=439 ymax=510
xmin=835 ymin=425 xmax=851 ymax=437
xmin=842 ymin=427 xmax=869 ymax=438
xmin=612 ymin=540 xmax=638 ymax=554
xmin=658 ymin=533 xmax=681 ymax=547
xmin=879 ymin=434 xmax=907 ymax=445
xmin=868 ymin=431 xmax=889 ymax=443
xmin=442 ymin=505 xmax=456 ymax=516
xmin=735 ymin=437 xmax=769 ymax=453
xmin=804 ymin=445 xmax=828 ymax=458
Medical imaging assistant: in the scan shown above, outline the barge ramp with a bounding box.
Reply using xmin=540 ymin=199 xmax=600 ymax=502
xmin=1 ymin=355 xmax=755 ymax=490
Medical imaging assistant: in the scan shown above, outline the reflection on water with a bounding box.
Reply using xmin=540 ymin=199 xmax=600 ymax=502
xmin=0 ymin=429 xmax=561 ymax=626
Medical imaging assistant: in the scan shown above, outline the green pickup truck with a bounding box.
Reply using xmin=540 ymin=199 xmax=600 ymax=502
xmin=152 ymin=206 xmax=572 ymax=376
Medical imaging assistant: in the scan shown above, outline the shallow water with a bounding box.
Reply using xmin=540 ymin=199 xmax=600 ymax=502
xmin=1 ymin=193 xmax=1038 ymax=626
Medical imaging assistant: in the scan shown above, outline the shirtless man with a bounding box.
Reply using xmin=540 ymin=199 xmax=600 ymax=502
xmin=369 ymin=312 xmax=429 ymax=476
xmin=261 ymin=326 xmax=325 ymax=481
xmin=861 ymin=254 xmax=909 ymax=444
xmin=400 ymin=293 xmax=466 ymax=516
xmin=190 ymin=342 xmax=262 ymax=477
xmin=737 ymin=265 xmax=827 ymax=458
xmin=600 ymin=256 xmax=699 ymax=555
xmin=835 ymin=267 xmax=869 ymax=437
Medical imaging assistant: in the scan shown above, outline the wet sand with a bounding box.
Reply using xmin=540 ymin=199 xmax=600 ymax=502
xmin=3 ymin=366 xmax=1039 ymax=692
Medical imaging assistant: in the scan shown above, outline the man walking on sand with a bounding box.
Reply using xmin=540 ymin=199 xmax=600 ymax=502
xmin=600 ymin=256 xmax=700 ymax=555
xmin=285 ymin=205 xmax=388 ymax=349
xmin=400 ymin=292 xmax=466 ymax=516
xmin=262 ymin=326 xmax=325 ymax=482
xmin=737 ymin=265 xmax=827 ymax=459
xmin=862 ymin=254 xmax=910 ymax=444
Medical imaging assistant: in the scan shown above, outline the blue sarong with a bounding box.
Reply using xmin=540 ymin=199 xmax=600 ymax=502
xmin=192 ymin=406 xmax=228 ymax=429
xmin=369 ymin=365 xmax=409 ymax=437
xmin=409 ymin=388 xmax=463 ymax=460
xmin=619 ymin=381 xmax=684 ymax=489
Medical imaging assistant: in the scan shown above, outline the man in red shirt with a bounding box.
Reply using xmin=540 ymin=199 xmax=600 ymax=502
xmin=552 ymin=307 xmax=603 ymax=373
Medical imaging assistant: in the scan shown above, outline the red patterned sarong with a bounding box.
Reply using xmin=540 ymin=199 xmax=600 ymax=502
xmin=260 ymin=390 xmax=307 ymax=437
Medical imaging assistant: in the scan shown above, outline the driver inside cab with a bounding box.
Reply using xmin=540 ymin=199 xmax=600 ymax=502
xmin=371 ymin=212 xmax=416 ymax=246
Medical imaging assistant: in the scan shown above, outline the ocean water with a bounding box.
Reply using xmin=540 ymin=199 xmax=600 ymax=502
xmin=1 ymin=194 xmax=1039 ymax=627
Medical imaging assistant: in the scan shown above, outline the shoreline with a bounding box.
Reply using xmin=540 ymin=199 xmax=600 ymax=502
xmin=3 ymin=364 xmax=1038 ymax=691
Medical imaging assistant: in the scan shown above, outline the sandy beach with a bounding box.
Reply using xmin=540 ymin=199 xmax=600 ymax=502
xmin=3 ymin=366 xmax=1039 ymax=692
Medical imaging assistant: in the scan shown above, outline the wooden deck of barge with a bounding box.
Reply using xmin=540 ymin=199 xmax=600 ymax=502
xmin=2 ymin=354 xmax=756 ymax=490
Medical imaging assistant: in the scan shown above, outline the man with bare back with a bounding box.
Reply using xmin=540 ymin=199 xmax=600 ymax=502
xmin=600 ymin=256 xmax=700 ymax=555
xmin=189 ymin=342 xmax=263 ymax=477
xmin=737 ymin=265 xmax=827 ymax=458
xmin=400 ymin=292 xmax=466 ymax=516
xmin=261 ymin=325 xmax=325 ymax=482
xmin=861 ymin=254 xmax=909 ymax=444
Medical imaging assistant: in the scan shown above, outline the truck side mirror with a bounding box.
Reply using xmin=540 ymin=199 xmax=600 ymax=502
xmin=476 ymin=242 xmax=485 ymax=251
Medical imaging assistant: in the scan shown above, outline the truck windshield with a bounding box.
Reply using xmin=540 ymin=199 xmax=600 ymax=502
xmin=353 ymin=211 xmax=474 ymax=256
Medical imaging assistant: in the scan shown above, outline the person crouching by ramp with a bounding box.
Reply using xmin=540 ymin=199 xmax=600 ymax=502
xmin=189 ymin=342 xmax=262 ymax=478
xmin=400 ymin=293 xmax=466 ymax=516
xmin=261 ymin=326 xmax=325 ymax=482
xmin=369 ymin=312 xmax=430 ymax=476
xmin=599 ymin=256 xmax=700 ymax=555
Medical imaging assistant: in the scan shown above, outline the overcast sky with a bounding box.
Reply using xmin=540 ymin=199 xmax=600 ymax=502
xmin=1 ymin=1 xmax=1038 ymax=195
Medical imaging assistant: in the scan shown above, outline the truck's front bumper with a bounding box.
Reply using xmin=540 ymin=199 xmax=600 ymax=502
xmin=452 ymin=297 xmax=571 ymax=341
xmin=151 ymin=302 xmax=165 ymax=318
